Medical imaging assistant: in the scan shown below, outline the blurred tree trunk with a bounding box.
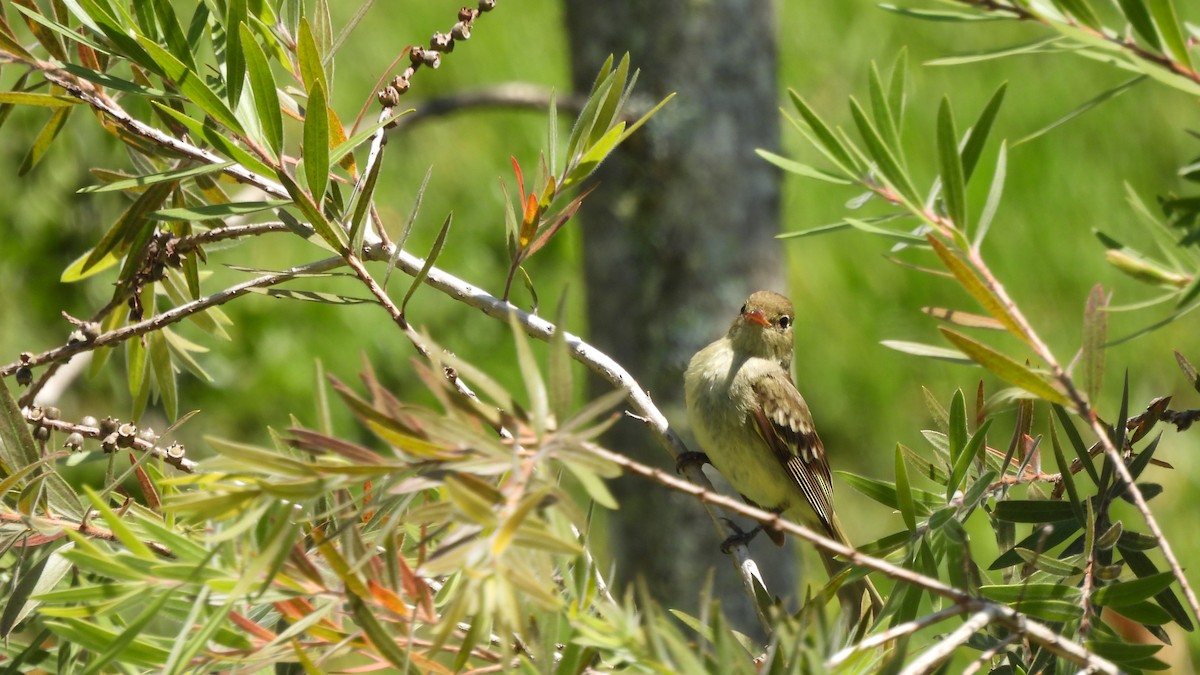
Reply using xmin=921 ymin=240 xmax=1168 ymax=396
xmin=563 ymin=0 xmax=789 ymax=625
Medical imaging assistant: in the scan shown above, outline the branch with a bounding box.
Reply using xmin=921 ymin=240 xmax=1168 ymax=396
xmin=0 ymin=508 xmax=174 ymax=558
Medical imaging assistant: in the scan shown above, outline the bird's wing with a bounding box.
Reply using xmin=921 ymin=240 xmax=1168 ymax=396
xmin=749 ymin=369 xmax=837 ymax=535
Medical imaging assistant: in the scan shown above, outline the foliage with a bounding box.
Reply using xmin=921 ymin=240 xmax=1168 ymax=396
xmin=1 ymin=0 xmax=1199 ymax=673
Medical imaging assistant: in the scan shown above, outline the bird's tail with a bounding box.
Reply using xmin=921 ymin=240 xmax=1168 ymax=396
xmin=820 ymin=514 xmax=885 ymax=635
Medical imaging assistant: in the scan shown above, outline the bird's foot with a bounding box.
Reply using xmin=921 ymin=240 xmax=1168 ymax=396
xmin=676 ymin=451 xmax=710 ymax=474
xmin=718 ymin=518 xmax=762 ymax=553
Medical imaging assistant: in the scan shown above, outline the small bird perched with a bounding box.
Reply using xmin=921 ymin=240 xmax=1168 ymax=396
xmin=683 ymin=290 xmax=883 ymax=626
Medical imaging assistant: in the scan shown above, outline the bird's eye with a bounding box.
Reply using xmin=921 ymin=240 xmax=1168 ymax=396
xmin=778 ymin=315 xmax=791 ymax=329
xmin=739 ymin=303 xmax=747 ymax=315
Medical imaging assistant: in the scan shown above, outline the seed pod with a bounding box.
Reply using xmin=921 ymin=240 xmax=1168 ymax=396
xmin=81 ymin=416 xmax=98 ymax=428
xmin=64 ymin=432 xmax=84 ymax=451
xmin=99 ymin=416 xmax=118 ymax=435
xmin=34 ymin=425 xmax=51 ymax=442
xmin=16 ymin=366 xmax=32 ymax=387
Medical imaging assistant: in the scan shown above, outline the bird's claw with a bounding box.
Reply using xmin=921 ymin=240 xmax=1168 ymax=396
xmin=718 ymin=518 xmax=762 ymax=553
xmin=676 ymin=451 xmax=710 ymax=474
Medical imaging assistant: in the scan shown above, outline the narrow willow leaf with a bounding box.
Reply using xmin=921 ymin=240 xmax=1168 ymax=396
xmin=937 ymin=98 xmax=967 ymax=229
xmin=1014 ymin=77 xmax=1144 ymax=147
xmin=947 ymin=388 xmax=968 ymax=488
xmin=894 ymin=444 xmax=916 ymax=531
xmin=149 ymin=330 xmax=178 ymax=420
xmin=0 ymin=91 xmax=79 ymax=107
xmin=347 ymin=135 xmax=384 ymax=253
xmin=61 ymin=248 xmax=120 ymax=282
xmin=788 ymin=90 xmax=857 ymax=175
xmin=868 ymin=62 xmax=902 ymax=161
xmin=587 ymin=53 xmax=628 ymax=149
xmin=879 ymin=340 xmax=971 ymax=363
xmin=980 ymin=582 xmax=1081 ymax=602
xmin=1049 ymin=417 xmax=1085 ymax=525
xmin=973 ymin=140 xmax=1006 ymax=249
xmin=850 ymin=97 xmax=920 ymax=205
xmin=1055 ymin=0 xmax=1101 ymax=28
xmin=327 ymin=109 xmax=408 ymax=167
xmin=136 ymin=37 xmax=243 ymax=133
xmin=247 ymin=288 xmax=370 ymax=304
xmin=993 ymin=499 xmax=1080 ymax=524
xmin=548 ymin=292 xmax=573 ymax=425
xmin=755 ymin=148 xmax=851 ymax=184
xmin=837 ymin=472 xmax=939 ymax=516
xmin=400 ymin=212 xmax=452 ymax=317
xmin=1051 ymin=404 xmax=1099 ymax=484
xmin=1120 ymin=548 xmax=1193 ymax=629
xmin=150 ymin=200 xmax=289 ymax=220
xmin=1145 ymin=0 xmax=1190 ymax=68
xmin=18 ymin=106 xmax=70 ymax=175
xmin=78 ymin=161 xmax=233 ymax=193
xmin=1116 ymin=0 xmax=1161 ymax=49
xmin=962 ymin=83 xmax=1006 ymax=183
xmin=239 ymin=22 xmax=282 ymax=158
xmin=224 ymin=0 xmax=247 ymax=107
xmin=11 ymin=0 xmax=66 ymax=60
xmin=927 ymin=235 xmax=1028 ymax=342
xmin=508 ymin=312 xmax=548 ymax=439
xmin=276 ymin=168 xmax=347 ymax=251
xmin=941 ymin=327 xmax=1069 ymax=404
xmin=302 ymin=80 xmax=330 ymax=204
xmin=1175 ymin=351 xmax=1200 ymax=393
xmin=1093 ymin=572 xmax=1176 ymax=607
xmin=296 ymin=17 xmax=326 ymax=94
xmin=566 ymin=57 xmax=615 ymax=166
xmin=1081 ymin=284 xmax=1108 ymax=404
xmin=85 ymin=180 xmax=175 ymax=273
xmin=151 ymin=103 xmax=274 ymax=178
xmin=887 ymin=48 xmax=907 ymax=128
xmin=948 ymin=419 xmax=992 ymax=500
xmin=921 ymin=306 xmax=1004 ymax=329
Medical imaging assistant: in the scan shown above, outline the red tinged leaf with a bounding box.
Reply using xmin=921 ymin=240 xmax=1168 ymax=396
xmin=368 ymin=579 xmax=411 ymax=619
xmin=519 ymin=193 xmax=539 ymax=248
xmin=229 ymin=610 xmax=278 ymax=641
xmin=511 ymin=155 xmax=526 ymax=206
xmin=129 ymin=452 xmax=161 ymax=511
xmin=527 ymin=185 xmax=595 ymax=256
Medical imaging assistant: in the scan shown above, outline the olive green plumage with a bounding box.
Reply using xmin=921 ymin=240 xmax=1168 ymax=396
xmin=684 ymin=290 xmax=883 ymax=626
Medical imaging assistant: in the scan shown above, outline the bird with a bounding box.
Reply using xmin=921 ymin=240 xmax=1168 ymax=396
xmin=683 ymin=290 xmax=884 ymax=627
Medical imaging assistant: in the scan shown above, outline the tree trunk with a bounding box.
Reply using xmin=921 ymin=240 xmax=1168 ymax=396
xmin=563 ymin=0 xmax=789 ymax=627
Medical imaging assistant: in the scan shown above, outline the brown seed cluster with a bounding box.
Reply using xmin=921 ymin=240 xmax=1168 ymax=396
xmin=376 ymin=2 xmax=496 ymax=109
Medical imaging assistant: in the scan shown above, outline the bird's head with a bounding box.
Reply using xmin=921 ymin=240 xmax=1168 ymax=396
xmin=728 ymin=290 xmax=795 ymax=365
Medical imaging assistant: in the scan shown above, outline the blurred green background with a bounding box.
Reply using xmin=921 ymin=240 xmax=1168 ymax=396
xmin=3 ymin=0 xmax=1199 ymax=664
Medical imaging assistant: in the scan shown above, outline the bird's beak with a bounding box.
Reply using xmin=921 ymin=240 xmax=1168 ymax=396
xmin=744 ymin=309 xmax=770 ymax=327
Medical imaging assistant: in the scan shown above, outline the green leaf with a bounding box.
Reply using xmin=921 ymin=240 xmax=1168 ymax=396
xmin=1116 ymin=0 xmax=1161 ymax=48
xmin=224 ymin=0 xmax=247 ymax=107
xmin=303 ymin=80 xmax=330 ymax=204
xmin=136 ymin=36 xmax=243 ymax=133
xmin=150 ymin=200 xmax=289 ymax=221
xmin=1053 ymin=404 xmax=1099 ymax=483
xmin=980 ymin=582 xmax=1080 ymax=602
xmin=879 ymin=339 xmax=972 ymax=363
xmin=1081 ymin=284 xmax=1107 ymax=404
xmin=240 ymin=22 xmax=283 ymax=158
xmin=850 ymin=96 xmax=920 ymax=205
xmin=962 ymin=83 xmax=1006 ymax=183
xmin=276 ymin=168 xmax=347 ymax=252
xmin=1145 ymin=0 xmax=1190 ymax=69
xmin=61 ymin=248 xmax=120 ymax=282
xmin=1015 ymin=77 xmax=1144 ymax=147
xmin=973 ymin=140 xmax=1006 ymax=249
xmin=1014 ymin=548 xmax=1083 ymax=576
xmin=837 ymin=471 xmax=939 ymax=516
xmin=755 ymin=148 xmax=851 ymax=184
xmin=149 ymin=330 xmax=178 ymax=420
xmin=1093 ymin=572 xmax=1176 ymax=607
xmin=788 ymin=90 xmax=858 ymax=175
xmin=152 ymin=103 xmax=275 ymax=179
xmin=84 ymin=180 xmax=176 ymax=273
xmin=1055 ymin=0 xmax=1101 ymax=28
xmin=992 ymin=499 xmax=1080 ymax=524
xmin=400 ymin=213 xmax=452 ymax=317
xmin=1049 ymin=415 xmax=1085 ymax=525
xmin=940 ymin=328 xmax=1069 ymax=405
xmin=868 ymin=62 xmax=903 ymax=162
xmin=296 ymin=17 xmax=326 ymax=94
xmin=0 ymin=91 xmax=79 ymax=107
xmin=18 ymin=106 xmax=71 ymax=175
xmin=948 ymin=419 xmax=992 ymax=499
xmin=937 ymin=97 xmax=967 ymax=230
xmin=894 ymin=444 xmax=916 ymax=531
xmin=78 ymin=161 xmax=234 ymax=193
xmin=927 ymin=235 xmax=1028 ymax=342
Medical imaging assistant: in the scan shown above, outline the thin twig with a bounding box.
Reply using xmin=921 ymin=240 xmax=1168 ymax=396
xmin=828 ymin=605 xmax=968 ymax=667
xmin=0 ymin=509 xmax=174 ymax=557
xmin=899 ymin=608 xmax=995 ymax=675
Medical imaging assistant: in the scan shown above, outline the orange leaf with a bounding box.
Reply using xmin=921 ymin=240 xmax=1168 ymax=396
xmin=368 ymin=579 xmax=411 ymax=618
